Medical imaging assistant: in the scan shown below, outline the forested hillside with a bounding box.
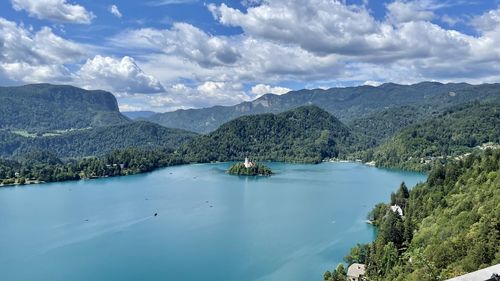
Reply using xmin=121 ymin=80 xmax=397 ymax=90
xmin=148 ymin=82 xmax=500 ymax=133
xmin=180 ymin=105 xmax=355 ymax=163
xmin=368 ymin=102 xmax=500 ymax=170
xmin=0 ymin=122 xmax=197 ymax=158
xmin=0 ymin=84 xmax=130 ymax=131
xmin=330 ymin=149 xmax=500 ymax=281
xmin=0 ymin=148 xmax=184 ymax=184
xmin=347 ymin=105 xmax=440 ymax=148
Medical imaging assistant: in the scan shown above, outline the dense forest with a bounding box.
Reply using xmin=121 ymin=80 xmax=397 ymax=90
xmin=347 ymin=105 xmax=440 ymax=148
xmin=179 ymin=105 xmax=355 ymax=163
xmin=366 ymin=102 xmax=500 ymax=171
xmin=326 ymin=149 xmax=500 ymax=281
xmin=0 ymin=121 xmax=197 ymax=158
xmin=0 ymin=148 xmax=184 ymax=185
xmin=0 ymin=84 xmax=130 ymax=131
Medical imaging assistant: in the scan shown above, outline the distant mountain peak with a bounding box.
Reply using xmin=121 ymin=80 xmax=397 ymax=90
xmin=146 ymin=82 xmax=498 ymax=134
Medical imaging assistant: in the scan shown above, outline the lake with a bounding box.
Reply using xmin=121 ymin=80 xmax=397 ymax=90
xmin=0 ymin=162 xmax=425 ymax=281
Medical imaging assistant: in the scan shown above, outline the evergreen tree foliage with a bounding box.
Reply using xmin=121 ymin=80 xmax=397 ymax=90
xmin=336 ymin=150 xmax=500 ymax=281
xmin=181 ymin=105 xmax=355 ymax=164
xmin=227 ymin=162 xmax=273 ymax=176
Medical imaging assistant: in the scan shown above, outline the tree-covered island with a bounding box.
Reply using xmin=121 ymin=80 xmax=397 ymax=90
xmin=227 ymin=158 xmax=273 ymax=176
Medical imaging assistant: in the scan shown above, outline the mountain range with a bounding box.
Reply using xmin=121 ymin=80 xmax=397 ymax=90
xmin=146 ymin=82 xmax=500 ymax=134
xmin=0 ymin=83 xmax=498 ymax=170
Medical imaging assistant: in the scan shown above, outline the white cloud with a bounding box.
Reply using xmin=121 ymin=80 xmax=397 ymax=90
xmin=159 ymin=82 xmax=251 ymax=109
xmin=386 ymin=0 xmax=435 ymax=24
xmin=11 ymin=0 xmax=94 ymax=24
xmin=146 ymin=0 xmax=198 ymax=6
xmin=441 ymin=14 xmax=462 ymax=27
xmin=187 ymin=81 xmax=252 ymax=107
xmin=1 ymin=62 xmax=71 ymax=83
xmin=165 ymin=23 xmax=241 ymax=67
xmin=0 ymin=18 xmax=87 ymax=65
xmin=118 ymin=103 xmax=145 ymax=112
xmin=109 ymin=4 xmax=122 ymax=18
xmin=204 ymin=0 xmax=499 ymax=84
xmin=206 ymin=0 xmax=475 ymax=63
xmin=77 ymin=55 xmax=164 ymax=94
xmin=208 ymin=1 xmax=380 ymax=56
xmin=251 ymin=84 xmax=291 ymax=96
xmin=363 ymin=80 xmax=382 ymax=87
xmin=113 ymin=23 xmax=241 ymax=67
xmin=0 ymin=17 xmax=88 ymax=83
xmin=112 ymin=24 xmax=343 ymax=86
xmin=472 ymin=8 xmax=500 ymax=33
xmin=116 ymin=81 xmax=254 ymax=112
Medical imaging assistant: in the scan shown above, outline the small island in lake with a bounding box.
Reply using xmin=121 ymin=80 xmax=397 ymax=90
xmin=228 ymin=158 xmax=273 ymax=176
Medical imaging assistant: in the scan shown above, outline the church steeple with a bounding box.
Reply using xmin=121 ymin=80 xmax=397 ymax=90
xmin=244 ymin=157 xmax=254 ymax=168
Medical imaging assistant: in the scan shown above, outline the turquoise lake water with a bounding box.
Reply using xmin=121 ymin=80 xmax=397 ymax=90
xmin=0 ymin=162 xmax=426 ymax=281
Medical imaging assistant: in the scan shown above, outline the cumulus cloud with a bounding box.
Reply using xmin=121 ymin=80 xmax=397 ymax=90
xmin=11 ymin=0 xmax=94 ymax=24
xmin=117 ymin=81 xmax=253 ymax=112
xmin=386 ymin=0 xmax=435 ymax=24
xmin=472 ymin=8 xmax=500 ymax=33
xmin=208 ymin=0 xmax=380 ymax=56
xmin=112 ymin=23 xmax=343 ymax=86
xmin=0 ymin=18 xmax=87 ymax=65
xmin=251 ymin=84 xmax=291 ymax=96
xmin=77 ymin=55 xmax=165 ymax=94
xmin=170 ymin=81 xmax=252 ymax=108
xmin=0 ymin=17 xmax=88 ymax=83
xmin=113 ymin=23 xmax=241 ymax=67
xmin=109 ymin=4 xmax=122 ymax=18
xmin=1 ymin=62 xmax=71 ymax=83
xmin=204 ymin=0 xmax=499 ymax=83
xmin=206 ymin=0 xmax=477 ymax=64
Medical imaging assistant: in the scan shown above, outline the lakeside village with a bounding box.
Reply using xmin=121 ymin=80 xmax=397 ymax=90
xmin=327 ymin=142 xmax=500 ymax=167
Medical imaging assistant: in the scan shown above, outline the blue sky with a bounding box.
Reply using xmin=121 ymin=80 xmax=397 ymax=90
xmin=1 ymin=0 xmax=500 ymax=112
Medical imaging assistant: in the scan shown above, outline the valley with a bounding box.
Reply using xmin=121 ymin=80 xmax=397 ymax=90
xmin=0 ymin=83 xmax=498 ymax=281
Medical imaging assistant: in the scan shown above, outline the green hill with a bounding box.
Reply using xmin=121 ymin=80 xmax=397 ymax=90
xmin=0 ymin=121 xmax=197 ymax=158
xmin=180 ymin=105 xmax=354 ymax=163
xmin=147 ymin=82 xmax=500 ymax=134
xmin=0 ymin=84 xmax=130 ymax=131
xmin=338 ymin=149 xmax=500 ymax=280
xmin=347 ymin=105 xmax=441 ymax=148
xmin=370 ymin=102 xmax=500 ymax=170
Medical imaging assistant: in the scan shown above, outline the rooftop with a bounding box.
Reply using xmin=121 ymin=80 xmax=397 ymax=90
xmin=445 ymin=264 xmax=500 ymax=281
xmin=347 ymin=263 xmax=366 ymax=278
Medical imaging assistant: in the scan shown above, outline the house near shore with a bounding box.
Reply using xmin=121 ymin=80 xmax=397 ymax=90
xmin=347 ymin=263 xmax=366 ymax=281
xmin=390 ymin=205 xmax=403 ymax=216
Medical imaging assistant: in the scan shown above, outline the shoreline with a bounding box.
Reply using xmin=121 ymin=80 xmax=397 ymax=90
xmin=0 ymin=158 xmax=426 ymax=188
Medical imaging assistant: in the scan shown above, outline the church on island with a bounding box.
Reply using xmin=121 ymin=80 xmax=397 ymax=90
xmin=228 ymin=157 xmax=272 ymax=176
xmin=244 ymin=157 xmax=255 ymax=168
